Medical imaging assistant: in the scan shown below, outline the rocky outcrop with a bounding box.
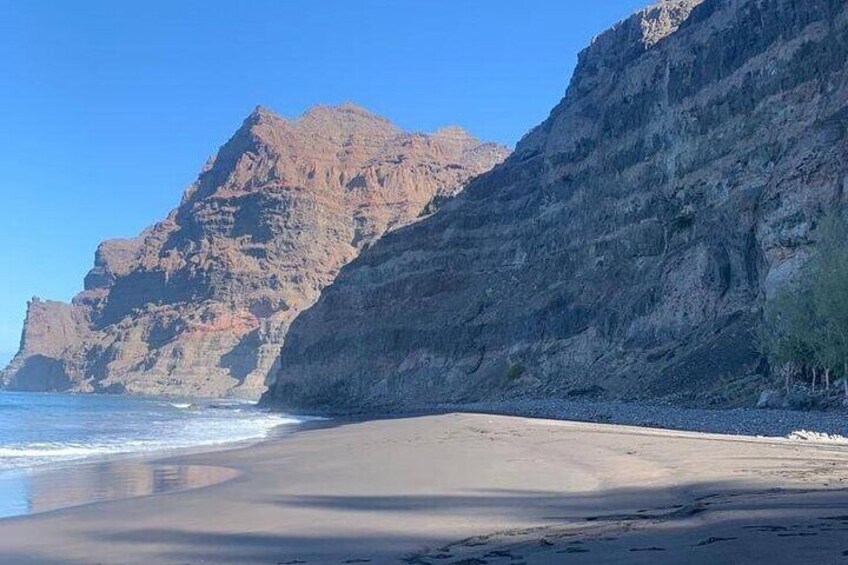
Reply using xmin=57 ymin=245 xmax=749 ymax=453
xmin=264 ymin=0 xmax=848 ymax=410
xmin=1 ymin=104 xmax=509 ymax=398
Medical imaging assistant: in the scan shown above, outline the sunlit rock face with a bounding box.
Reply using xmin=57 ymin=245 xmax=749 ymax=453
xmin=1 ymin=104 xmax=509 ymax=398
xmin=265 ymin=0 xmax=848 ymax=410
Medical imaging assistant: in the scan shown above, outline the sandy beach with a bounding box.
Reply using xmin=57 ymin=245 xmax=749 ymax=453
xmin=0 ymin=413 xmax=847 ymax=564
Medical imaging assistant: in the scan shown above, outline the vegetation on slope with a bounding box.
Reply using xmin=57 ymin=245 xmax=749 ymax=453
xmin=759 ymin=213 xmax=848 ymax=400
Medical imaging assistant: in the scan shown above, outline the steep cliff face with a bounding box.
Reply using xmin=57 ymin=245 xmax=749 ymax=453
xmin=265 ymin=0 xmax=848 ymax=410
xmin=2 ymin=104 xmax=509 ymax=398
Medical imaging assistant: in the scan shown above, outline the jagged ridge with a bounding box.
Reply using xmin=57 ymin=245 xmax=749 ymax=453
xmin=2 ymin=104 xmax=509 ymax=398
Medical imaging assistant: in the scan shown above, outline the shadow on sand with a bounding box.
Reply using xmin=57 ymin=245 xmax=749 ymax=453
xmin=53 ymin=482 xmax=848 ymax=564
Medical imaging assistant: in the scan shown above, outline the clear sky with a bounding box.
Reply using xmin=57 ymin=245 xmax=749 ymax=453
xmin=0 ymin=0 xmax=648 ymax=363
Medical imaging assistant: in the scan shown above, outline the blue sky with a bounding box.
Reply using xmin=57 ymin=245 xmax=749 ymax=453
xmin=0 ymin=0 xmax=647 ymax=362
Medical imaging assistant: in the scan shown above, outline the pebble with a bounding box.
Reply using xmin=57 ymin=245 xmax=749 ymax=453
xmin=437 ymin=399 xmax=848 ymax=439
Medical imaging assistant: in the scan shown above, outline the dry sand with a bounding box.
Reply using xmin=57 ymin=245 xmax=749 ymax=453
xmin=0 ymin=413 xmax=847 ymax=564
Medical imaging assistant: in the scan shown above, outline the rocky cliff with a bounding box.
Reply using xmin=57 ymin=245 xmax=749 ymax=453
xmin=2 ymin=104 xmax=509 ymax=398
xmin=264 ymin=0 xmax=848 ymax=410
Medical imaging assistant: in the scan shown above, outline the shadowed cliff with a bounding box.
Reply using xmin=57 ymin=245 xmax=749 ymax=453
xmin=265 ymin=0 xmax=848 ymax=410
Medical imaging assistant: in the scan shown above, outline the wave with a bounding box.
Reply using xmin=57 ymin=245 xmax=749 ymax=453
xmin=160 ymin=399 xmax=256 ymax=410
xmin=0 ymin=443 xmax=119 ymax=459
xmin=0 ymin=410 xmax=303 ymax=471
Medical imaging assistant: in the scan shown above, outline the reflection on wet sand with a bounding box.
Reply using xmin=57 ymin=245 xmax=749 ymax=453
xmin=0 ymin=460 xmax=239 ymax=519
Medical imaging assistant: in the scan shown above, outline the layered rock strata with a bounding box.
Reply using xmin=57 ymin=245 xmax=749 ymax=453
xmin=265 ymin=0 xmax=848 ymax=409
xmin=2 ymin=104 xmax=508 ymax=397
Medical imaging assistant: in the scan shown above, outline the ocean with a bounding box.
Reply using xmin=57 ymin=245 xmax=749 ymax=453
xmin=0 ymin=390 xmax=301 ymax=472
xmin=0 ymin=390 xmax=305 ymax=519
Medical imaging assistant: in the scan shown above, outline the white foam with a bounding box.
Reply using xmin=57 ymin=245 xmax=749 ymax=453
xmin=0 ymin=411 xmax=303 ymax=471
xmin=786 ymin=429 xmax=848 ymax=443
xmin=0 ymin=443 xmax=117 ymax=459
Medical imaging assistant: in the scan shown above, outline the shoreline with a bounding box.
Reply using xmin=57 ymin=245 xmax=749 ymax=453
xmin=0 ymin=412 xmax=847 ymax=563
xmin=0 ymin=391 xmax=305 ymax=479
xmin=449 ymin=398 xmax=848 ymax=438
xmin=3 ymin=398 xmax=847 ymax=523
xmin=276 ymin=398 xmax=848 ymax=439
xmin=0 ymin=412 xmax=313 ymax=521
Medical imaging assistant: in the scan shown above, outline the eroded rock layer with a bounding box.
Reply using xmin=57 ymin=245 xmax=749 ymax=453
xmin=2 ymin=104 xmax=509 ymax=397
xmin=265 ymin=0 xmax=848 ymax=410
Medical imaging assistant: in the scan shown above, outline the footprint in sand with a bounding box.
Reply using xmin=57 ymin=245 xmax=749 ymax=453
xmin=557 ymin=547 xmax=589 ymax=554
xmin=743 ymin=525 xmax=787 ymax=532
xmin=482 ymin=550 xmax=515 ymax=559
xmin=462 ymin=538 xmax=490 ymax=547
xmin=695 ymin=537 xmax=738 ymax=547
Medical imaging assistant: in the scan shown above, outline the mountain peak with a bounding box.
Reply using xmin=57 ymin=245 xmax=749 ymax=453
xmin=432 ymin=126 xmax=476 ymax=141
xmin=309 ymin=102 xmax=379 ymax=117
xmin=251 ymin=104 xmax=276 ymax=116
xmin=638 ymin=0 xmax=705 ymax=47
xmin=2 ymin=99 xmax=509 ymax=398
xmin=577 ymin=0 xmax=704 ymax=79
xmin=242 ymin=105 xmax=286 ymax=130
xmin=297 ymin=103 xmax=403 ymax=140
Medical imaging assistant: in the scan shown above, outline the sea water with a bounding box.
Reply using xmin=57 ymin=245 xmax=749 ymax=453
xmin=0 ymin=391 xmax=304 ymax=519
xmin=0 ymin=390 xmax=301 ymax=472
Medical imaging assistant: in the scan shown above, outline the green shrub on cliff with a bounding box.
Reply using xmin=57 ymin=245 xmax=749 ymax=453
xmin=760 ymin=213 xmax=848 ymax=393
xmin=505 ymin=362 xmax=525 ymax=381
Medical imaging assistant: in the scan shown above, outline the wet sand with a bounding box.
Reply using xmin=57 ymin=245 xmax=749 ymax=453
xmin=0 ymin=413 xmax=847 ymax=564
xmin=0 ymin=460 xmax=239 ymax=519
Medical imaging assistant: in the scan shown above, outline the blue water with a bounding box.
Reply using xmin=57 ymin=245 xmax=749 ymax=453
xmin=0 ymin=391 xmax=301 ymax=472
